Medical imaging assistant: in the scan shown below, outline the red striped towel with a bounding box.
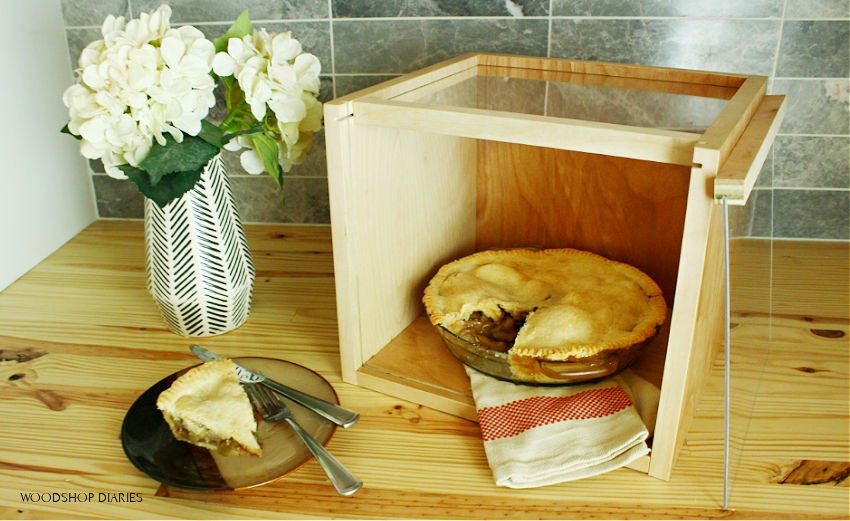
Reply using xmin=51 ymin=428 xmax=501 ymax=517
xmin=466 ymin=367 xmax=659 ymax=488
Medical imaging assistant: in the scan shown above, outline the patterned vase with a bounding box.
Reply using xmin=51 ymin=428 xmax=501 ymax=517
xmin=143 ymin=154 xmax=255 ymax=337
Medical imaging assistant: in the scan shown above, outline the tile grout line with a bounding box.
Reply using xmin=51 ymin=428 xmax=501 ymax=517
xmin=547 ymin=0 xmax=554 ymax=58
xmin=327 ymin=0 xmax=337 ymax=100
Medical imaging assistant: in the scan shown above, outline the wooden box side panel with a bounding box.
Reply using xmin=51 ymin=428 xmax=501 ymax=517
xmin=340 ymin=125 xmax=478 ymax=373
xmin=649 ymin=200 xmax=727 ymax=479
xmin=325 ymin=101 xmax=359 ymax=382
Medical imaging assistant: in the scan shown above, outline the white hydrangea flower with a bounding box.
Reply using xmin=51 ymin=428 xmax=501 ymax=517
xmin=292 ymin=53 xmax=321 ymax=93
xmin=239 ymin=148 xmax=266 ymax=174
xmin=62 ymin=5 xmax=216 ymax=179
xmin=213 ymin=27 xmax=322 ymax=175
xmin=212 ymin=36 xmax=257 ymax=77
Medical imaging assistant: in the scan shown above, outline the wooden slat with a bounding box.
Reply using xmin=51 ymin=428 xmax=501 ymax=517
xmin=475 ymin=53 xmax=749 ymax=89
xmin=714 ymin=95 xmax=787 ymax=204
xmin=353 ymin=99 xmax=700 ymax=165
xmin=693 ymin=75 xmax=768 ymax=174
xmin=389 ymin=63 xmax=739 ymax=105
xmin=388 ymin=65 xmax=480 ymax=104
xmin=326 ymin=54 xmax=480 ymax=105
xmin=473 ymin=65 xmax=740 ymax=100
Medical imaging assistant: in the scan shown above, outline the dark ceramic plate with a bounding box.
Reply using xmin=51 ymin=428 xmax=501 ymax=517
xmin=121 ymin=357 xmax=338 ymax=491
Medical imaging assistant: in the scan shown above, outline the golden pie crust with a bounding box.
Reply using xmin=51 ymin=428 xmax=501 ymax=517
xmin=423 ymin=248 xmax=667 ymax=362
xmin=156 ymin=359 xmax=262 ymax=457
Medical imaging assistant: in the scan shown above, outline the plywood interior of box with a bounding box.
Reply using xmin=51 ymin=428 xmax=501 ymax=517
xmin=474 ymin=142 xmax=690 ymax=309
xmin=338 ymin=124 xmax=477 ymax=375
xmin=359 ymin=141 xmax=692 ymax=431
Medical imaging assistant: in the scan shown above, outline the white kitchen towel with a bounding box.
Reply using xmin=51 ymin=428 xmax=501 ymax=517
xmin=465 ymin=366 xmax=660 ymax=488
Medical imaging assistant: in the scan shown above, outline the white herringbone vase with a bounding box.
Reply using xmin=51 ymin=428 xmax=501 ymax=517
xmin=144 ymin=154 xmax=255 ymax=337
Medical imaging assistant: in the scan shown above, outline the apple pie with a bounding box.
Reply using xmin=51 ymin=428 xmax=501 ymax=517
xmin=156 ymin=359 xmax=262 ymax=457
xmin=423 ymin=248 xmax=667 ymax=381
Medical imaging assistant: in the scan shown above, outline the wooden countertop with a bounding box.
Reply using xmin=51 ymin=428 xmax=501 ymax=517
xmin=0 ymin=221 xmax=847 ymax=519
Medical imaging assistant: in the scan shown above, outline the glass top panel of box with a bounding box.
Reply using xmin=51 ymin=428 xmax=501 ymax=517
xmin=390 ymin=64 xmax=736 ymax=133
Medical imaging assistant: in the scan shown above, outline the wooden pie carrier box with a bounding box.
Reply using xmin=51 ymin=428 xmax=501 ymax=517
xmin=324 ymin=53 xmax=785 ymax=480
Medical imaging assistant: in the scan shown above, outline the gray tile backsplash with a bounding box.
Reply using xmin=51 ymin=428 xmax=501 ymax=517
xmin=334 ymin=75 xmax=399 ymax=97
xmin=771 ymin=79 xmax=850 ymax=135
xmin=61 ymin=0 xmax=129 ymax=26
xmin=333 ymin=0 xmax=549 ymax=17
xmin=551 ymin=0 xmax=783 ymax=17
xmin=62 ymin=0 xmax=850 ymax=240
xmin=776 ymin=21 xmax=850 ymax=77
xmin=549 ymin=19 xmax=781 ymax=76
xmin=773 ymin=136 xmax=850 ymax=188
xmin=132 ymin=0 xmax=329 ymax=22
xmin=785 ymin=0 xmax=850 ymax=19
xmin=333 ymin=19 xmax=549 ymax=74
xmin=772 ymin=190 xmax=850 ymax=240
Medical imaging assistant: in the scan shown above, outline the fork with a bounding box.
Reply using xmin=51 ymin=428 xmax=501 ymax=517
xmin=247 ymin=383 xmax=363 ymax=496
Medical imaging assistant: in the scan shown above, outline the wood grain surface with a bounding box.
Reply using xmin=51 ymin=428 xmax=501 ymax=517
xmin=0 ymin=221 xmax=846 ymax=519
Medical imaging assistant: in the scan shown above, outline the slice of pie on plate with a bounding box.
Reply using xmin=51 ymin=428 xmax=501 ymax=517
xmin=156 ymin=359 xmax=262 ymax=457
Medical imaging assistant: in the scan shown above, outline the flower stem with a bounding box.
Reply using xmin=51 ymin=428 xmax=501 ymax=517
xmin=222 ymin=125 xmax=263 ymax=145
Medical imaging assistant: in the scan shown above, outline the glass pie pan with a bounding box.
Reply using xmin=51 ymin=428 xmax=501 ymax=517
xmin=435 ymin=325 xmax=649 ymax=385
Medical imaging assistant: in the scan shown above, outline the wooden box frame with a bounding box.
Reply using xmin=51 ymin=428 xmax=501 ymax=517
xmin=324 ymin=53 xmax=785 ymax=480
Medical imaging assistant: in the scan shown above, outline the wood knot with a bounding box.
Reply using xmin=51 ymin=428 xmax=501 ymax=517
xmin=388 ymin=404 xmax=422 ymax=424
xmin=794 ymin=366 xmax=826 ymax=374
xmin=34 ymin=389 xmax=67 ymax=411
xmin=774 ymin=460 xmax=850 ymax=485
xmin=0 ymin=348 xmax=46 ymax=363
xmin=810 ymin=329 xmax=846 ymax=339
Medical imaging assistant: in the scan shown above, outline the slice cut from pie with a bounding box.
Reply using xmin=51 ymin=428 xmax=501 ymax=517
xmin=156 ymin=359 xmax=262 ymax=457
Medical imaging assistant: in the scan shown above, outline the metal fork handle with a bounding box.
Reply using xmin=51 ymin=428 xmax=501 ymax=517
xmin=284 ymin=417 xmax=363 ymax=496
xmin=260 ymin=379 xmax=359 ymax=428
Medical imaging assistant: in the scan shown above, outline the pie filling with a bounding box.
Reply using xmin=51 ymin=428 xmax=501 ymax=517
xmin=168 ymin=418 xmax=256 ymax=457
xmin=458 ymin=308 xmax=532 ymax=352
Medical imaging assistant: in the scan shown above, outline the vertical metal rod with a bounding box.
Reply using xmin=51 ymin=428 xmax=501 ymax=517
xmin=721 ymin=196 xmax=731 ymax=511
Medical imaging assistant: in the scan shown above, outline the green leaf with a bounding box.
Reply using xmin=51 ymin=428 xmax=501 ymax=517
xmin=213 ymin=9 xmax=252 ymax=52
xmin=121 ymin=164 xmax=204 ymax=208
xmin=250 ymin=134 xmax=282 ymax=187
xmin=197 ymin=120 xmax=223 ymax=148
xmin=138 ymin=134 xmax=219 ymax=185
